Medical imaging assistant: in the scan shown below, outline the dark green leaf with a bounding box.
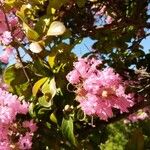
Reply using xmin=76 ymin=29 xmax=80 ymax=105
xmin=61 ymin=117 xmax=77 ymax=146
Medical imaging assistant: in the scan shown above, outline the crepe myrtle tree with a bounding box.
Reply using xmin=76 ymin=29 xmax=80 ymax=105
xmin=0 ymin=0 xmax=150 ymax=149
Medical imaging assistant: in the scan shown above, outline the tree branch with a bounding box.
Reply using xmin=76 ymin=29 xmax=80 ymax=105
xmin=15 ymin=48 xmax=32 ymax=88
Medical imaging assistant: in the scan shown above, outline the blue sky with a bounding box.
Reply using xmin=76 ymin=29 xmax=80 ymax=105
xmin=73 ymin=36 xmax=150 ymax=56
xmin=0 ymin=35 xmax=150 ymax=64
xmin=141 ymin=35 xmax=150 ymax=54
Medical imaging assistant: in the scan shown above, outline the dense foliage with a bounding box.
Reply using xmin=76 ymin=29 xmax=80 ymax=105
xmin=0 ymin=0 xmax=150 ymax=149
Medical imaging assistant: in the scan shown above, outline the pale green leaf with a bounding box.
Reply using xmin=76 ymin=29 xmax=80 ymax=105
xmin=50 ymin=113 xmax=57 ymax=124
xmin=38 ymin=95 xmax=52 ymax=107
xmin=5 ymin=0 xmax=15 ymax=5
xmin=32 ymin=77 xmax=48 ymax=96
xmin=38 ymin=78 xmax=56 ymax=107
xmin=23 ymin=22 xmax=39 ymax=41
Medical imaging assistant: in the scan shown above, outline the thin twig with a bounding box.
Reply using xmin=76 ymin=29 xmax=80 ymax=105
xmin=15 ymin=48 xmax=32 ymax=87
xmin=128 ymin=33 xmax=150 ymax=50
xmin=14 ymin=39 xmax=36 ymax=60
xmin=0 ymin=4 xmax=33 ymax=87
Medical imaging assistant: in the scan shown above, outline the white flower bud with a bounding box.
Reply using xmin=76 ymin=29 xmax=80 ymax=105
xmin=29 ymin=42 xmax=43 ymax=53
xmin=47 ymin=21 xmax=66 ymax=36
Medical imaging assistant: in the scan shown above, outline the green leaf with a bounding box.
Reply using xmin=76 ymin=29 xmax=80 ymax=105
xmin=33 ymin=59 xmax=52 ymax=77
xmin=38 ymin=107 xmax=50 ymax=115
xmin=76 ymin=0 xmax=86 ymax=8
xmin=3 ymin=65 xmax=16 ymax=84
xmin=34 ymin=16 xmax=50 ymax=34
xmin=38 ymin=95 xmax=52 ymax=107
xmin=47 ymin=0 xmax=68 ymax=10
xmin=16 ymin=5 xmax=27 ymax=22
xmin=50 ymin=113 xmax=57 ymax=124
xmin=3 ymin=65 xmax=33 ymax=99
xmin=38 ymin=78 xmax=57 ymax=107
xmin=48 ymin=43 xmax=75 ymax=70
xmin=23 ymin=22 xmax=39 ymax=41
xmin=48 ymin=51 xmax=58 ymax=69
xmin=17 ymin=5 xmax=40 ymax=41
xmin=61 ymin=117 xmax=77 ymax=146
xmin=32 ymin=77 xmax=48 ymax=96
xmin=29 ymin=102 xmax=36 ymax=117
xmin=41 ymin=78 xmax=56 ymax=95
xmin=5 ymin=0 xmax=15 ymax=5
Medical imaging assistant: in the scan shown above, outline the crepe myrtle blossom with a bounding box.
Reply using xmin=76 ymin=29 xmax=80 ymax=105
xmin=0 ymin=83 xmax=37 ymax=149
xmin=18 ymin=132 xmax=33 ymax=150
xmin=0 ymin=9 xmax=25 ymax=41
xmin=66 ymin=57 xmax=134 ymax=121
xmin=0 ymin=46 xmax=14 ymax=64
xmin=0 ymin=31 xmax=13 ymax=45
xmin=124 ymin=107 xmax=150 ymax=123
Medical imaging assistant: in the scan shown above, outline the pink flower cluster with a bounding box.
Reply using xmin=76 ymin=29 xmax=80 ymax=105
xmin=66 ymin=57 xmax=134 ymax=121
xmin=0 ymin=46 xmax=14 ymax=64
xmin=0 ymin=9 xmax=23 ymax=39
xmin=0 ymin=9 xmax=24 ymax=64
xmin=0 ymin=31 xmax=12 ymax=45
xmin=0 ymin=87 xmax=37 ymax=149
xmin=124 ymin=107 xmax=150 ymax=123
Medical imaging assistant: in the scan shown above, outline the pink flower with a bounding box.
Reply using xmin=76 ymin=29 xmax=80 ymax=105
xmin=96 ymin=101 xmax=113 ymax=121
xmin=23 ymin=120 xmax=38 ymax=132
xmin=0 ymin=51 xmax=9 ymax=64
xmin=98 ymin=67 xmax=121 ymax=87
xmin=83 ymin=74 xmax=101 ymax=94
xmin=0 ymin=0 xmax=4 ymax=3
xmin=73 ymin=58 xmax=90 ymax=79
xmin=0 ymin=22 xmax=7 ymax=34
xmin=5 ymin=46 xmax=14 ymax=54
xmin=79 ymin=93 xmax=98 ymax=115
xmin=125 ymin=108 xmax=149 ymax=123
xmin=0 ymin=10 xmax=5 ymax=22
xmin=0 ymin=79 xmax=9 ymax=90
xmin=0 ymin=46 xmax=14 ymax=64
xmin=106 ymin=15 xmax=114 ymax=24
xmin=0 ymin=106 xmax=14 ymax=124
xmin=67 ymin=57 xmax=134 ymax=121
xmin=18 ymin=132 xmax=32 ymax=150
xmin=66 ymin=70 xmax=80 ymax=84
xmin=96 ymin=5 xmax=107 ymax=16
xmin=0 ymin=88 xmax=29 ymax=123
xmin=0 ymin=31 xmax=13 ymax=45
xmin=0 ymin=86 xmax=36 ymax=149
xmin=0 ymin=141 xmax=10 ymax=150
xmin=17 ymin=100 xmax=29 ymax=115
xmin=7 ymin=13 xmax=18 ymax=28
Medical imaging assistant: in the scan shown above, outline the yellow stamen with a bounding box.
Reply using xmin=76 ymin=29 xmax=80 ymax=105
xmin=102 ymin=90 xmax=108 ymax=98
